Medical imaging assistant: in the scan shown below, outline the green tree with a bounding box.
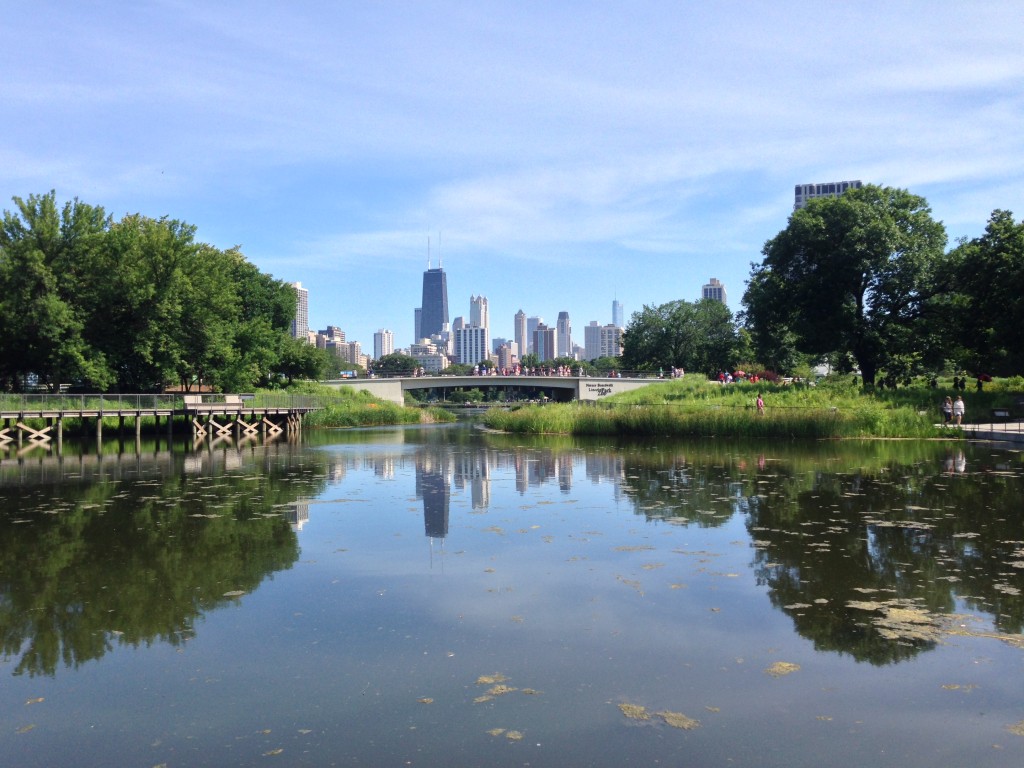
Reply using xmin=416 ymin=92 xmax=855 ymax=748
xmin=621 ymin=298 xmax=738 ymax=376
xmin=0 ymin=192 xmax=112 ymax=390
xmin=944 ymin=210 xmax=1024 ymax=376
xmin=373 ymin=353 xmax=419 ymax=376
xmin=743 ymin=185 xmax=947 ymax=386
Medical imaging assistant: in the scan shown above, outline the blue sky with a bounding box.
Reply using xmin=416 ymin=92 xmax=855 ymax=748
xmin=3 ymin=1 xmax=1022 ymax=350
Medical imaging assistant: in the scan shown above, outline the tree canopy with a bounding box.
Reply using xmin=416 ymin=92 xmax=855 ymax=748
xmin=621 ymin=298 xmax=739 ymax=376
xmin=0 ymin=191 xmax=302 ymax=392
xmin=942 ymin=210 xmax=1024 ymax=376
xmin=742 ymin=185 xmax=948 ymax=386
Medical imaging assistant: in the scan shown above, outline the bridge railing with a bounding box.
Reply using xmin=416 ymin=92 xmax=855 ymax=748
xmin=357 ymin=370 xmax=668 ymax=379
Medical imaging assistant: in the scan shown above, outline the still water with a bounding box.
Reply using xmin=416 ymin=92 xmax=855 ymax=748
xmin=2 ymin=424 xmax=1023 ymax=767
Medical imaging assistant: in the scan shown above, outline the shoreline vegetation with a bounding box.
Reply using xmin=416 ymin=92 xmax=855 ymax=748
xmin=481 ymin=375 xmax=1024 ymax=439
xmin=280 ymin=382 xmax=455 ymax=428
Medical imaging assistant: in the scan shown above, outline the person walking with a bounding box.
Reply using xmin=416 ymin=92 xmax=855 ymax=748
xmin=941 ymin=396 xmax=953 ymax=424
xmin=953 ymin=395 xmax=965 ymax=425
xmin=756 ymin=393 xmax=765 ymax=415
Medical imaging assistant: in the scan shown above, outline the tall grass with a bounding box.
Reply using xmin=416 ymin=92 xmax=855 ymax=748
xmin=483 ymin=377 xmax=970 ymax=439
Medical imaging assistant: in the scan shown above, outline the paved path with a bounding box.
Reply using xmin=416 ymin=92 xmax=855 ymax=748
xmin=960 ymin=421 xmax=1024 ymax=443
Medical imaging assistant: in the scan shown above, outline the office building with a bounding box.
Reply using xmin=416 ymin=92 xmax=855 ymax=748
xmin=290 ymin=282 xmax=308 ymax=340
xmin=470 ymin=295 xmax=489 ymax=330
xmin=514 ymin=310 xmax=527 ymax=357
xmin=556 ymin=311 xmax=571 ymax=359
xmin=527 ymin=316 xmax=543 ymax=355
xmin=612 ymin=299 xmax=624 ymax=329
xmin=702 ymin=278 xmax=727 ymax=305
xmin=533 ymin=323 xmax=556 ymax=362
xmin=794 ymin=180 xmax=862 ymax=210
xmin=373 ymin=329 xmax=394 ymax=360
xmin=419 ymin=266 xmax=449 ymax=339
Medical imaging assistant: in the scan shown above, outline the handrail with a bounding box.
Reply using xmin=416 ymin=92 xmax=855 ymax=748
xmin=0 ymin=393 xmax=325 ymax=413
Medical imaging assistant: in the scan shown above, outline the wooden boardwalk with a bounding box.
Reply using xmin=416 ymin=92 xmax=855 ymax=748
xmin=0 ymin=393 xmax=321 ymax=450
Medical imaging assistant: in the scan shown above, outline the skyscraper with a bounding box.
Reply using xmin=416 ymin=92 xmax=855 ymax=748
xmin=470 ymin=295 xmax=489 ymax=330
xmin=533 ymin=323 xmax=556 ymax=362
xmin=702 ymin=277 xmax=727 ymax=305
xmin=794 ymin=180 xmax=862 ymax=210
xmin=420 ymin=267 xmax=449 ymax=339
xmin=514 ymin=310 xmax=527 ymax=357
xmin=290 ymin=282 xmax=308 ymax=340
xmin=527 ymin=316 xmax=543 ymax=355
xmin=556 ymin=311 xmax=571 ymax=359
xmin=612 ymin=299 xmax=623 ymax=328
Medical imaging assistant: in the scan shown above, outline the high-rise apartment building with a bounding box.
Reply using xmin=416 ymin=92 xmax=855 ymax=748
xmin=794 ymin=180 xmax=862 ymax=210
xmin=514 ymin=310 xmax=527 ymax=356
xmin=290 ymin=282 xmax=309 ymax=340
xmin=702 ymin=277 xmax=727 ymax=305
xmin=556 ymin=311 xmax=571 ymax=359
xmin=585 ymin=321 xmax=623 ymax=360
xmin=470 ymin=295 xmax=489 ymax=330
xmin=454 ymin=325 xmax=490 ymax=365
xmin=373 ymin=329 xmax=394 ymax=360
xmin=419 ymin=266 xmax=449 ymax=339
xmin=612 ymin=299 xmax=623 ymax=329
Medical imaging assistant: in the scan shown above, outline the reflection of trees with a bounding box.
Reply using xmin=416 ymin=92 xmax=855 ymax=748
xmin=0 ymin=444 xmax=326 ymax=677
xmin=744 ymin=449 xmax=1024 ymax=664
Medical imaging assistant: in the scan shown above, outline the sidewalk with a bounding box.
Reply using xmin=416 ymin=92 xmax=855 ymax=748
xmin=959 ymin=421 xmax=1024 ymax=443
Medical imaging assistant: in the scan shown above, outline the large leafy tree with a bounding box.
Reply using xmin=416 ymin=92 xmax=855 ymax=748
xmin=944 ymin=210 xmax=1024 ymax=376
xmin=743 ymin=185 xmax=947 ymax=386
xmin=0 ymin=192 xmax=112 ymax=390
xmin=621 ymin=298 xmax=738 ymax=375
xmin=0 ymin=192 xmax=301 ymax=393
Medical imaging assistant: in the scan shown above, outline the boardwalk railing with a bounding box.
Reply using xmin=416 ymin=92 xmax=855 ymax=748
xmin=0 ymin=393 xmax=325 ymax=415
xmin=0 ymin=394 xmax=179 ymax=414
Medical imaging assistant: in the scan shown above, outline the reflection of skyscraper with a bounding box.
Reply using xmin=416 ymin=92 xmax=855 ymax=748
xmin=416 ymin=462 xmax=450 ymax=540
xmin=420 ymin=267 xmax=449 ymax=339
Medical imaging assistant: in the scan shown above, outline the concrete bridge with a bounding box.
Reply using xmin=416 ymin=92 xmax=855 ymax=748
xmin=324 ymin=375 xmax=659 ymax=405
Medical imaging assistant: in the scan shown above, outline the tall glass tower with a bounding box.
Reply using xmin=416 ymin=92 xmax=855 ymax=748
xmin=420 ymin=267 xmax=449 ymax=339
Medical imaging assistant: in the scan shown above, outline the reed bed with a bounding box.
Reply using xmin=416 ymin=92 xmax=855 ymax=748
xmin=483 ymin=377 xmax=958 ymax=439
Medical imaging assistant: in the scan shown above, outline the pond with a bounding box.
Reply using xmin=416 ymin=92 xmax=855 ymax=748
xmin=2 ymin=424 xmax=1023 ymax=767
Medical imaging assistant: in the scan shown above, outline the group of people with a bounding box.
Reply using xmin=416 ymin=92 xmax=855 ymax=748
xmin=941 ymin=394 xmax=966 ymax=425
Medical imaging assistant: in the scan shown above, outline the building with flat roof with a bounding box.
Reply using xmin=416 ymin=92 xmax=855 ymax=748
xmin=419 ymin=266 xmax=449 ymax=339
xmin=794 ymin=180 xmax=862 ymax=210
xmin=290 ymin=282 xmax=308 ymax=340
xmin=702 ymin=277 xmax=727 ymax=305
xmin=373 ymin=329 xmax=394 ymax=360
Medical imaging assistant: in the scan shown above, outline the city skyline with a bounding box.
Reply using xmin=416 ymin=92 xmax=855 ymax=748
xmin=4 ymin=4 xmax=1021 ymax=350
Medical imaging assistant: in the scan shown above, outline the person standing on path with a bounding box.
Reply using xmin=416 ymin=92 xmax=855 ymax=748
xmin=953 ymin=395 xmax=965 ymax=425
xmin=756 ymin=393 xmax=765 ymax=415
xmin=941 ymin=396 xmax=953 ymax=424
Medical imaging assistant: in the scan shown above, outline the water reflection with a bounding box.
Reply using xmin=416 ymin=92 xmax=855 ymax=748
xmin=0 ymin=441 xmax=315 ymax=677
xmin=3 ymin=430 xmax=1023 ymax=684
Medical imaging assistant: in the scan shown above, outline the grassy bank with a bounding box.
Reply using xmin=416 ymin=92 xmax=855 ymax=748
xmin=285 ymin=382 xmax=455 ymax=428
xmin=482 ymin=376 xmax=1021 ymax=438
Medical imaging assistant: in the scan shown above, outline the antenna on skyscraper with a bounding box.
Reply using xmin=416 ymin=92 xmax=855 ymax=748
xmin=427 ymin=235 xmax=431 ymax=270
xmin=438 ymin=231 xmax=442 ymax=268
